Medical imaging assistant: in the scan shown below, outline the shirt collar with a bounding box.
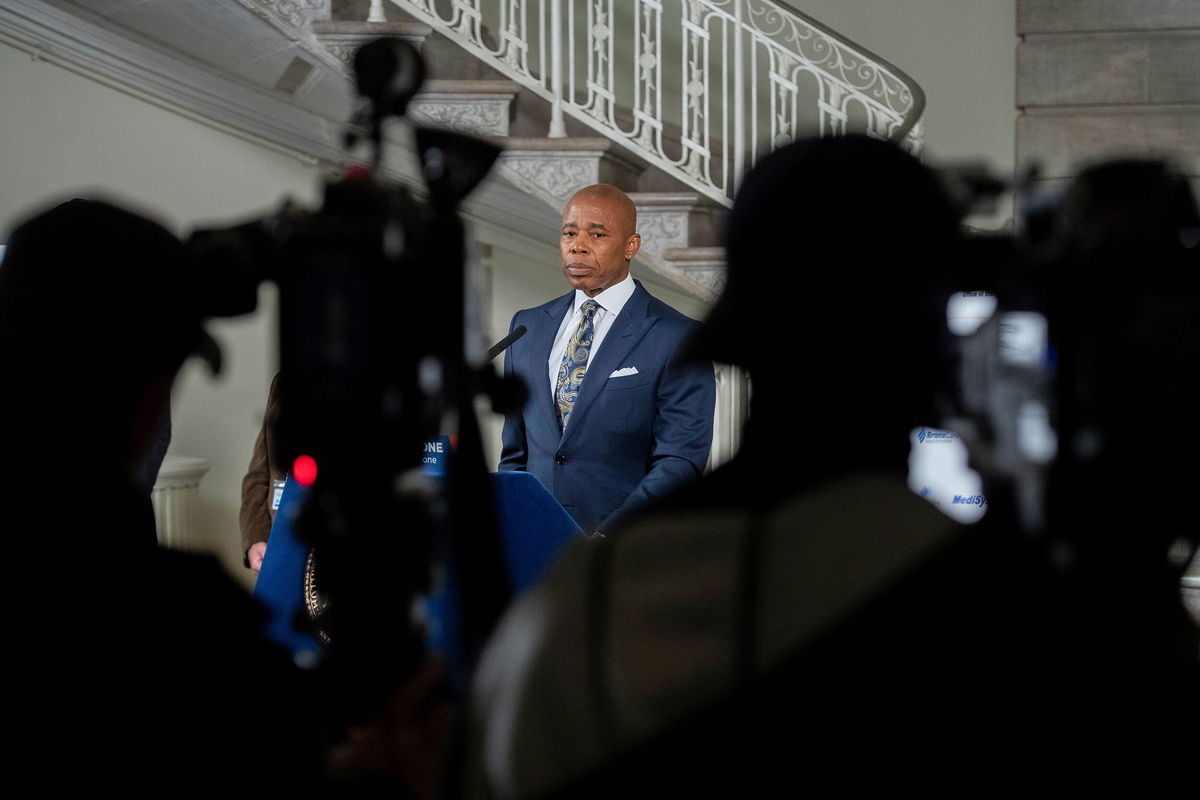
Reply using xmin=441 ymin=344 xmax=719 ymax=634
xmin=573 ymin=273 xmax=636 ymax=316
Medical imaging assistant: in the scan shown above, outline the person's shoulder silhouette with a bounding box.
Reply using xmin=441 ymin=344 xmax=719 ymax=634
xmin=469 ymin=135 xmax=980 ymax=799
xmin=1 ymin=198 xmax=321 ymax=792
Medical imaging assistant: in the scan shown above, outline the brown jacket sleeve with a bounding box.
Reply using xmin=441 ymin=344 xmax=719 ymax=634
xmin=239 ymin=373 xmax=282 ymax=563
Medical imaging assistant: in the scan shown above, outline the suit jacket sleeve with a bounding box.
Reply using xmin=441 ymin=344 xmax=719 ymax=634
xmin=600 ymin=329 xmax=715 ymax=531
xmin=498 ymin=313 xmax=529 ymax=472
xmin=239 ymin=373 xmax=281 ymax=561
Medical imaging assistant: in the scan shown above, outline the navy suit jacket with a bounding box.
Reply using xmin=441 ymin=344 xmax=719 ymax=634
xmin=499 ymin=280 xmax=715 ymax=533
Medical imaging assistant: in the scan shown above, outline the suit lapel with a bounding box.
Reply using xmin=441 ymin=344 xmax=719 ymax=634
xmin=533 ymin=293 xmax=573 ymax=436
xmin=561 ymin=284 xmax=656 ymax=445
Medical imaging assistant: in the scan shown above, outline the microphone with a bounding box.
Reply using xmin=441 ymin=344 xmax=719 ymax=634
xmin=487 ymin=325 xmax=526 ymax=360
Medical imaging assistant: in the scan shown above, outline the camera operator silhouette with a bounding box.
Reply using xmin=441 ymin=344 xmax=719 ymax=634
xmin=467 ymin=134 xmax=973 ymax=798
xmin=467 ymin=139 xmax=1200 ymax=798
xmin=952 ymin=157 xmax=1200 ymax=793
xmin=1 ymin=198 xmax=322 ymax=793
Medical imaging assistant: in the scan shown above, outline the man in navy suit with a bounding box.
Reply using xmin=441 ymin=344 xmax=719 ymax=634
xmin=499 ymin=184 xmax=715 ymax=534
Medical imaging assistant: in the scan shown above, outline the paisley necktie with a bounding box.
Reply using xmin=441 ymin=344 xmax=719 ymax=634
xmin=555 ymin=299 xmax=600 ymax=430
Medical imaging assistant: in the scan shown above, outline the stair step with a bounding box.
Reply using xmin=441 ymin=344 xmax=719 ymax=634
xmin=660 ymin=247 xmax=727 ymax=302
xmin=310 ymin=20 xmax=433 ymax=73
xmin=628 ymin=192 xmax=723 ymax=252
xmin=494 ymin=137 xmax=643 ymax=209
xmin=410 ymin=79 xmax=523 ymax=137
xmin=306 ymin=14 xmax=723 ymax=302
xmin=625 ymin=193 xmax=725 ymax=299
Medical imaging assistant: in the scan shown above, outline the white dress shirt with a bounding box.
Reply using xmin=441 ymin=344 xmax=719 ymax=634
xmin=546 ymin=273 xmax=637 ymax=400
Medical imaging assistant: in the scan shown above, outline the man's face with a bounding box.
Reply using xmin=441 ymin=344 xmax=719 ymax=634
xmin=560 ymin=191 xmax=640 ymax=297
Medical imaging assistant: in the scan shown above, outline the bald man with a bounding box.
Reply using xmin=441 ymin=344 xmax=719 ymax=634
xmin=498 ymin=184 xmax=715 ymax=534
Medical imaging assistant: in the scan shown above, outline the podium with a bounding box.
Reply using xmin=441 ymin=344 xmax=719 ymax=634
xmin=253 ymin=466 xmax=582 ymax=658
xmin=251 ymin=476 xmax=320 ymax=656
xmin=487 ymin=471 xmax=585 ymax=589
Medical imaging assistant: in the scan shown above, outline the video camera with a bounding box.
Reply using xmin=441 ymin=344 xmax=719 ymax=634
xmin=188 ymin=38 xmax=515 ymax=726
xmin=946 ymin=157 xmax=1200 ymax=575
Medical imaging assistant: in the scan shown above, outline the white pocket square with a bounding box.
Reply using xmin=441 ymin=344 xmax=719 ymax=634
xmin=609 ymin=366 xmax=639 ymax=378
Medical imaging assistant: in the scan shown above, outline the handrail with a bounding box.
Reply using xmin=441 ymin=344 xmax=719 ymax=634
xmin=771 ymin=2 xmax=926 ymax=145
xmin=389 ymin=0 xmax=925 ymax=207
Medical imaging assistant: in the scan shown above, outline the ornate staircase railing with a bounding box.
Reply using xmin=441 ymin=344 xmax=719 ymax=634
xmin=388 ymin=0 xmax=925 ymax=206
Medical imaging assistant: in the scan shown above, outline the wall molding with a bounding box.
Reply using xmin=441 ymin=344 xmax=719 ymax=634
xmin=1 ymin=0 xmax=346 ymax=164
xmin=0 ymin=0 xmax=568 ymax=249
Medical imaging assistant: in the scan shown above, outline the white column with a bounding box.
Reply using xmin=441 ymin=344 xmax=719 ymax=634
xmin=151 ymin=455 xmax=210 ymax=550
xmin=707 ymin=363 xmax=749 ymax=471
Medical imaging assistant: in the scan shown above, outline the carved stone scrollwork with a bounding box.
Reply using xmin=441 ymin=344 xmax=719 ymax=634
xmin=310 ymin=20 xmax=434 ymax=75
xmin=236 ymin=0 xmax=329 ymax=34
xmin=631 ymin=192 xmax=722 ymax=262
xmin=409 ymin=82 xmax=518 ymax=137
xmin=410 ymin=101 xmax=508 ymax=137
xmin=681 ymin=264 xmax=726 ymax=298
xmin=657 ymin=246 xmax=726 ymax=302
xmin=637 ymin=212 xmax=689 ymax=255
xmin=494 ymin=155 xmax=605 ymax=209
xmin=495 ymin=140 xmax=641 ymax=210
xmin=628 ymin=192 xmax=727 ymax=299
xmin=320 ymin=42 xmax=357 ymax=72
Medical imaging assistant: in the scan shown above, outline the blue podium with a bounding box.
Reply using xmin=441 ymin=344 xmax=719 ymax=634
xmin=251 ymin=476 xmax=320 ymax=657
xmin=252 ymin=463 xmax=582 ymax=660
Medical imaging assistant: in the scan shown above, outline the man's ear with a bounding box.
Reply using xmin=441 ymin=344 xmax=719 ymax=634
xmin=626 ymin=233 xmax=641 ymax=261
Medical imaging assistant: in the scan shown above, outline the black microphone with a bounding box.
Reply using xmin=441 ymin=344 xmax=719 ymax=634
xmin=487 ymin=325 xmax=526 ymax=360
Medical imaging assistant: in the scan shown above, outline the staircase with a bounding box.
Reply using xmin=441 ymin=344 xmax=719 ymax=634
xmin=2 ymin=0 xmax=923 ymax=471
xmin=275 ymin=0 xmax=927 ymax=469
xmin=289 ymin=0 xmax=926 ymax=303
xmin=0 ymin=0 xmax=928 ymax=550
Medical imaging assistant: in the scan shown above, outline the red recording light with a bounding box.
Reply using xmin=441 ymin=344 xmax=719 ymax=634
xmin=292 ymin=454 xmax=318 ymax=487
